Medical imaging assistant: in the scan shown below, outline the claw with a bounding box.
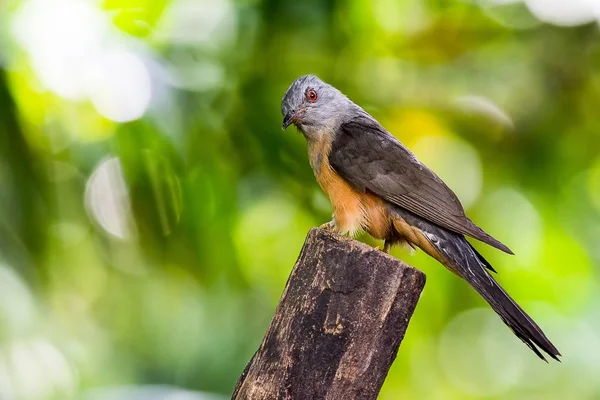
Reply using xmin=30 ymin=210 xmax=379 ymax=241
xmin=319 ymin=218 xmax=336 ymax=231
xmin=319 ymin=222 xmax=332 ymax=231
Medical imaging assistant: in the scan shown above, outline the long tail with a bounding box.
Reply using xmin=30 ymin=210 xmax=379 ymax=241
xmin=393 ymin=210 xmax=561 ymax=361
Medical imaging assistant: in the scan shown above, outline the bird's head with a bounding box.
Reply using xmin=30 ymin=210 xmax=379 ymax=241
xmin=281 ymin=75 xmax=354 ymax=139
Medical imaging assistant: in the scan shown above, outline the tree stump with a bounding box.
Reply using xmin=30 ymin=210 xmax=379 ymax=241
xmin=233 ymin=228 xmax=426 ymax=400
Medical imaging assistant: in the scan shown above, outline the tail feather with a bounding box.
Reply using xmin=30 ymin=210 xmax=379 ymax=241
xmin=467 ymin=242 xmax=497 ymax=273
xmin=394 ymin=209 xmax=561 ymax=361
xmin=472 ymin=266 xmax=561 ymax=361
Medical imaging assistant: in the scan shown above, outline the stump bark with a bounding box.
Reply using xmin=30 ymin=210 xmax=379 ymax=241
xmin=233 ymin=228 xmax=426 ymax=400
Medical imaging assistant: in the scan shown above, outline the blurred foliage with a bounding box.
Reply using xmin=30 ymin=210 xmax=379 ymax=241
xmin=0 ymin=0 xmax=600 ymax=399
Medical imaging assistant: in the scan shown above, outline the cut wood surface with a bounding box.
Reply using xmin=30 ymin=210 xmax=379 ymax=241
xmin=233 ymin=228 xmax=426 ymax=400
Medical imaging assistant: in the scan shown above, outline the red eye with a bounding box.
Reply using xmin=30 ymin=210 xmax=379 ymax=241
xmin=306 ymin=88 xmax=318 ymax=102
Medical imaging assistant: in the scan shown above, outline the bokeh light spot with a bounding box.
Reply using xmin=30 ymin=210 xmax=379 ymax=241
xmin=439 ymin=308 xmax=525 ymax=396
xmin=85 ymin=157 xmax=135 ymax=240
xmin=165 ymin=58 xmax=224 ymax=92
xmin=480 ymin=188 xmax=542 ymax=266
xmin=372 ymin=0 xmax=430 ymax=34
xmin=234 ymin=192 xmax=315 ymax=299
xmin=454 ymin=95 xmax=514 ymax=129
xmin=86 ymin=50 xmax=152 ymax=122
xmin=524 ymin=0 xmax=597 ymax=26
xmin=0 ymin=266 xmax=37 ymax=335
xmin=12 ymin=0 xmax=109 ymax=99
xmin=156 ymin=0 xmax=236 ymax=46
xmin=4 ymin=339 xmax=76 ymax=400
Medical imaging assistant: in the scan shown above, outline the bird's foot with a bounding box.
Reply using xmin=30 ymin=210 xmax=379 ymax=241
xmin=319 ymin=218 xmax=336 ymax=231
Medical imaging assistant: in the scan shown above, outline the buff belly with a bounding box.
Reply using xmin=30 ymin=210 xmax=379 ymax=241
xmin=313 ymin=162 xmax=391 ymax=239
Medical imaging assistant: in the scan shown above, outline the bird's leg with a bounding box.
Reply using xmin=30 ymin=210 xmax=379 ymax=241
xmin=319 ymin=216 xmax=336 ymax=231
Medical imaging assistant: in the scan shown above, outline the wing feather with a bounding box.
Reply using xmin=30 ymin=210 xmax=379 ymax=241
xmin=329 ymin=114 xmax=513 ymax=254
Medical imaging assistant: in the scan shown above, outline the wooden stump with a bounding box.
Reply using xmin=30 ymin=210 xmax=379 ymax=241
xmin=233 ymin=228 xmax=426 ymax=400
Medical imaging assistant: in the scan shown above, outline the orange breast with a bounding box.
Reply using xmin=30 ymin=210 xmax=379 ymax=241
xmin=309 ymin=137 xmax=392 ymax=239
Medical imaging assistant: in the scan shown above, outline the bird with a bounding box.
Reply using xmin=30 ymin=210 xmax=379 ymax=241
xmin=281 ymin=74 xmax=560 ymax=361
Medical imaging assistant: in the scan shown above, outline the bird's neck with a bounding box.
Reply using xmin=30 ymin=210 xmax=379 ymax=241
xmin=306 ymin=130 xmax=334 ymax=177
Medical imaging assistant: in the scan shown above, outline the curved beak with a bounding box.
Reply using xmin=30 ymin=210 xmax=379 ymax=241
xmin=282 ymin=110 xmax=298 ymax=130
xmin=282 ymin=112 xmax=294 ymax=130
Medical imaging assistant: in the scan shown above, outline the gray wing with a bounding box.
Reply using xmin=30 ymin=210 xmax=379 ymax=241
xmin=329 ymin=114 xmax=513 ymax=254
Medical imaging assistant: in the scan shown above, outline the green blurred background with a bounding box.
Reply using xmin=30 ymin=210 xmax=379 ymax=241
xmin=1 ymin=0 xmax=600 ymax=399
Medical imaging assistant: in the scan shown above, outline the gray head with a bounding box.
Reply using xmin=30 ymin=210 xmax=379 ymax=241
xmin=281 ymin=75 xmax=355 ymax=139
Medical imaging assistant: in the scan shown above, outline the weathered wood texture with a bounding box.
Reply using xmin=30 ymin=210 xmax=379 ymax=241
xmin=233 ymin=228 xmax=426 ymax=400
